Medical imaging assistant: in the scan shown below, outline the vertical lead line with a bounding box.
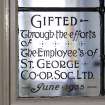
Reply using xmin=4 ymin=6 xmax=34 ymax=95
xmin=100 ymin=0 xmax=104 ymax=96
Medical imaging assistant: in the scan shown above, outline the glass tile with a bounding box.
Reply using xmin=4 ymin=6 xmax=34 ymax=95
xmin=18 ymin=12 xmax=100 ymax=97
xmin=18 ymin=0 xmax=99 ymax=7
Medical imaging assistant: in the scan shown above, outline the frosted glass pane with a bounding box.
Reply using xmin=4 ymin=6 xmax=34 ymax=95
xmin=18 ymin=0 xmax=99 ymax=7
xmin=18 ymin=12 xmax=100 ymax=97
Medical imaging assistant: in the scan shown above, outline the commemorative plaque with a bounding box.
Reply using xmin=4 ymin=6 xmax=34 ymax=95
xmin=18 ymin=0 xmax=104 ymax=97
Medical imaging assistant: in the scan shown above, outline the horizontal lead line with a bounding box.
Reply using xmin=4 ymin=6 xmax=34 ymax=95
xmin=18 ymin=7 xmax=99 ymax=12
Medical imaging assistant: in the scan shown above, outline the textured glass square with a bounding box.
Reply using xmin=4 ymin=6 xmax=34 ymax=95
xmin=18 ymin=0 xmax=99 ymax=7
xmin=18 ymin=12 xmax=100 ymax=97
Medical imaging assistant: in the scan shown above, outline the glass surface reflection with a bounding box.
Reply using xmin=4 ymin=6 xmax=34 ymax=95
xmin=18 ymin=0 xmax=99 ymax=7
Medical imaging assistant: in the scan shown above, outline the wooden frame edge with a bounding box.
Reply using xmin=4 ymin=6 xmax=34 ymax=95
xmin=0 ymin=0 xmax=10 ymax=105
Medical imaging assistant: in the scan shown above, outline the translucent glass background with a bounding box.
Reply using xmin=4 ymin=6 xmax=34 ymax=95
xmin=18 ymin=0 xmax=99 ymax=7
xmin=104 ymin=0 xmax=105 ymax=6
xmin=18 ymin=12 xmax=100 ymax=97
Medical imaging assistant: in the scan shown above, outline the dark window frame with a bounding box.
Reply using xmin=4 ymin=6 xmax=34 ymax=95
xmin=18 ymin=0 xmax=105 ymax=96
